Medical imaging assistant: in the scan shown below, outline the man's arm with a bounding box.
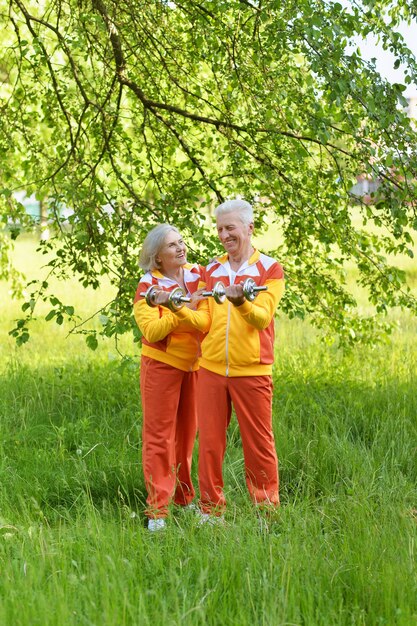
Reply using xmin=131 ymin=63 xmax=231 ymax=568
xmin=228 ymin=277 xmax=285 ymax=330
xmin=174 ymin=297 xmax=211 ymax=333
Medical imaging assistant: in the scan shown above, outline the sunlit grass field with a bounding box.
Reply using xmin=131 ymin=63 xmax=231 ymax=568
xmin=0 ymin=237 xmax=416 ymax=625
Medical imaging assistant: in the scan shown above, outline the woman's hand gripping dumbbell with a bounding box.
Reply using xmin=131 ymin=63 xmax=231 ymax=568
xmin=140 ymin=285 xmax=191 ymax=311
xmin=203 ymin=278 xmax=268 ymax=305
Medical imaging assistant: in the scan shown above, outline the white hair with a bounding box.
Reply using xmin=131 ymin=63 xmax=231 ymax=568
xmin=138 ymin=224 xmax=181 ymax=272
xmin=214 ymin=198 xmax=254 ymax=225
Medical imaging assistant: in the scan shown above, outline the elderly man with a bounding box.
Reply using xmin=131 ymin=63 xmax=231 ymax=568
xmin=157 ymin=198 xmax=285 ymax=521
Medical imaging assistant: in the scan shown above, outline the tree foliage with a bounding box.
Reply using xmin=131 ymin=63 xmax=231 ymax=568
xmin=1 ymin=0 xmax=416 ymax=348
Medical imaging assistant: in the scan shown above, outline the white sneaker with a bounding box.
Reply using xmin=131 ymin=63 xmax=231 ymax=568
xmin=147 ymin=518 xmax=166 ymax=532
xmin=197 ymin=512 xmax=225 ymax=527
xmin=182 ymin=503 xmax=198 ymax=511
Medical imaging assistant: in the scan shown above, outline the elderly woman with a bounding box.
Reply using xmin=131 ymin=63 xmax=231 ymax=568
xmin=133 ymin=224 xmax=205 ymax=531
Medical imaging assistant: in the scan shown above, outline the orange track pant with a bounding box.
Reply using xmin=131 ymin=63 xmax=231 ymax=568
xmin=140 ymin=356 xmax=197 ymax=518
xmin=197 ymin=367 xmax=279 ymax=514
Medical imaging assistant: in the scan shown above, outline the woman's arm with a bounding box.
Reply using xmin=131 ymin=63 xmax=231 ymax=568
xmin=133 ymin=298 xmax=180 ymax=343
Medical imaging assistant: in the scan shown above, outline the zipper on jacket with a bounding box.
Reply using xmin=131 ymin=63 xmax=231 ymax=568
xmin=225 ymin=302 xmax=231 ymax=377
xmin=224 ymin=265 xmax=237 ymax=377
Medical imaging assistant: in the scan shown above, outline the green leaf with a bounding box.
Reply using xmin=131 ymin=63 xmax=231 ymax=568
xmin=86 ymin=334 xmax=98 ymax=351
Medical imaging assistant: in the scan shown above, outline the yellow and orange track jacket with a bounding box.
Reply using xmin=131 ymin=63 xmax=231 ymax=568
xmin=175 ymin=250 xmax=285 ymax=377
xmin=133 ymin=264 xmax=205 ymax=372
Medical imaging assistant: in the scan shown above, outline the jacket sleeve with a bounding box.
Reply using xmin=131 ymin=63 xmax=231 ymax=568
xmin=133 ymin=298 xmax=180 ymax=343
xmin=234 ymin=277 xmax=285 ymax=330
xmin=174 ymin=298 xmax=212 ymax=333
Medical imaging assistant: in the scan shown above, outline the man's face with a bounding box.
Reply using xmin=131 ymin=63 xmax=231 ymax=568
xmin=216 ymin=211 xmax=254 ymax=257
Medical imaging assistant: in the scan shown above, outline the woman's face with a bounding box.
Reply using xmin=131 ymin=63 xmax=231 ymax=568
xmin=156 ymin=230 xmax=187 ymax=273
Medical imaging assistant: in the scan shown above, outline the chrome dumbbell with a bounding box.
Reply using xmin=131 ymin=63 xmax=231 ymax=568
xmin=140 ymin=286 xmax=191 ymax=311
xmin=241 ymin=278 xmax=268 ymax=302
xmin=141 ymin=285 xmax=159 ymax=307
xmin=203 ymin=278 xmax=268 ymax=304
xmin=202 ymin=282 xmax=227 ymax=304
xmin=166 ymin=287 xmax=191 ymax=311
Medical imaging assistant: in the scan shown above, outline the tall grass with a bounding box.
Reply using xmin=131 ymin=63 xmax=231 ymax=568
xmin=0 ymin=238 xmax=416 ymax=625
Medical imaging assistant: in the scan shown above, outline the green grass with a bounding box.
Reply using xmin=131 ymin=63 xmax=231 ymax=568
xmin=0 ymin=238 xmax=416 ymax=625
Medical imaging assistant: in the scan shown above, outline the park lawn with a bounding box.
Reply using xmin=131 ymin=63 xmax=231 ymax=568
xmin=0 ymin=238 xmax=416 ymax=626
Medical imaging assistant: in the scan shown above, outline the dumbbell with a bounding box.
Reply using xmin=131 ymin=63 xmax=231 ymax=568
xmin=202 ymin=282 xmax=226 ymax=304
xmin=203 ymin=278 xmax=268 ymax=304
xmin=241 ymin=277 xmax=268 ymax=301
xmin=141 ymin=286 xmax=191 ymax=311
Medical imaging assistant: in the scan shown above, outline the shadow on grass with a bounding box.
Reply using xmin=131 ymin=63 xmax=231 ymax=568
xmin=0 ymin=359 xmax=415 ymax=520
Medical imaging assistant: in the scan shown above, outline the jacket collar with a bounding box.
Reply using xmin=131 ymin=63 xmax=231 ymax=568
xmin=151 ymin=263 xmax=195 ymax=281
xmin=151 ymin=269 xmax=165 ymax=280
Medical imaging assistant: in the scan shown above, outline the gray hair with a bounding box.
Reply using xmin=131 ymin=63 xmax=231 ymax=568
xmin=139 ymin=224 xmax=181 ymax=272
xmin=214 ymin=198 xmax=254 ymax=226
